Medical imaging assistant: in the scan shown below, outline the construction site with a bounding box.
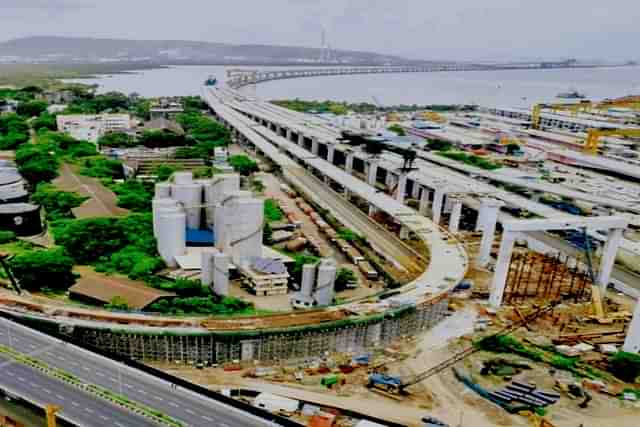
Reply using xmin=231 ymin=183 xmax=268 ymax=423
xmin=1 ymin=69 xmax=640 ymax=427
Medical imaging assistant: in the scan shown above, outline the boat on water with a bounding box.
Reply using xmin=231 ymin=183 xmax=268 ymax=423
xmin=557 ymin=88 xmax=586 ymax=99
xmin=204 ymin=76 xmax=218 ymax=86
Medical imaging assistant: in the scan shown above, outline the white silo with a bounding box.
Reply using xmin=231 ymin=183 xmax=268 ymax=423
xmin=157 ymin=211 xmax=186 ymax=267
xmin=314 ymin=259 xmax=337 ymax=306
xmin=173 ymin=171 xmax=193 ymax=185
xmin=204 ymin=174 xmax=241 ymax=229
xmin=171 ymin=183 xmax=203 ymax=229
xmin=152 ymin=198 xmax=178 ymax=237
xmin=301 ymin=264 xmax=317 ymax=297
xmin=200 ymin=248 xmax=218 ymax=286
xmin=224 ymin=194 xmax=264 ymax=265
xmin=213 ymin=252 xmax=230 ymax=296
xmin=154 ymin=182 xmax=171 ymax=199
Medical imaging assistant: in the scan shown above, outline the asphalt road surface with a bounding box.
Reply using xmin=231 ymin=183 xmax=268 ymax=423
xmin=0 ymin=318 xmax=277 ymax=427
xmin=0 ymin=354 xmax=157 ymax=427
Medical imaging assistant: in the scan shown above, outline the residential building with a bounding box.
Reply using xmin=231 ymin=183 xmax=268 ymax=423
xmin=56 ymin=114 xmax=132 ymax=142
xmin=149 ymin=99 xmax=184 ymax=120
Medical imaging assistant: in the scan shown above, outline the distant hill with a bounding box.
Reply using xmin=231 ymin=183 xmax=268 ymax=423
xmin=0 ymin=36 xmax=417 ymax=66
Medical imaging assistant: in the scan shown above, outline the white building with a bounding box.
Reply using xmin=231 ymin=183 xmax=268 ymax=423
xmin=56 ymin=114 xmax=132 ymax=143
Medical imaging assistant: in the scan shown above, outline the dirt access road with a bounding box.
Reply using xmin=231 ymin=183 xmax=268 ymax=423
xmin=53 ymin=163 xmax=128 ymax=218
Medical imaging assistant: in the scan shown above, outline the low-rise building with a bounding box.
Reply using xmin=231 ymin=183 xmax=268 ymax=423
xmin=56 ymin=114 xmax=132 ymax=142
xmin=0 ymin=100 xmax=18 ymax=115
xmin=149 ymin=99 xmax=184 ymax=119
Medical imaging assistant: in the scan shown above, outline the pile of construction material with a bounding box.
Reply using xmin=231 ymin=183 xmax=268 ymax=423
xmin=490 ymin=381 xmax=560 ymax=408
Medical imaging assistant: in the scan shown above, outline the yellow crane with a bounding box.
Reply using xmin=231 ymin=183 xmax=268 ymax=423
xmin=584 ymin=127 xmax=640 ymax=154
xmin=531 ymin=101 xmax=592 ymax=129
xmin=45 ymin=404 xmax=61 ymax=427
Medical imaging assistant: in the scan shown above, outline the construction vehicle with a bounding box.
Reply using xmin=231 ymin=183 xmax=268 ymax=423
xmin=0 ymin=252 xmax=21 ymax=294
xmin=583 ymin=127 xmax=640 ymax=154
xmin=45 ymin=404 xmax=61 ymax=427
xmin=367 ymin=303 xmax=558 ymax=395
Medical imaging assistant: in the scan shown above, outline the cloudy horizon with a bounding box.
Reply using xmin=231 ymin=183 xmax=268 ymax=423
xmin=0 ymin=0 xmax=638 ymax=61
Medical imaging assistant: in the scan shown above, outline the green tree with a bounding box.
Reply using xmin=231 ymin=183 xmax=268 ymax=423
xmin=335 ymin=268 xmax=357 ymax=291
xmin=17 ymin=100 xmax=48 ymax=118
xmin=31 ymin=184 xmax=87 ymax=220
xmin=263 ymin=222 xmax=273 ymax=245
xmin=153 ymin=164 xmax=177 ymax=182
xmin=10 ymin=248 xmax=76 ymax=291
xmin=228 ymin=154 xmax=259 ymax=176
xmin=53 ymin=217 xmax=126 ymax=264
xmin=0 ymin=230 xmax=16 ymax=244
xmin=387 ymin=124 xmax=406 ymax=136
xmin=98 ymin=132 xmax=136 ymax=148
xmin=609 ymin=351 xmax=640 ymax=383
xmin=32 ymin=113 xmax=57 ymax=131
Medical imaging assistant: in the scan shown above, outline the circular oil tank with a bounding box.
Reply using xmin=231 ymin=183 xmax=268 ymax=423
xmin=0 ymin=203 xmax=42 ymax=236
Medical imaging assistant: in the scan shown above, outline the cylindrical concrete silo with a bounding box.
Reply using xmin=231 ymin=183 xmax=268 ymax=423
xmin=173 ymin=171 xmax=193 ymax=185
xmin=200 ymin=249 xmax=217 ymax=286
xmin=315 ymin=259 xmax=337 ymax=306
xmin=152 ymin=198 xmax=178 ymax=237
xmin=171 ymin=183 xmax=203 ymax=229
xmin=226 ymin=195 xmax=264 ymax=265
xmin=157 ymin=211 xmax=186 ymax=268
xmin=301 ymin=264 xmax=317 ymax=297
xmin=204 ymin=174 xmax=241 ymax=229
xmin=154 ymin=182 xmax=171 ymax=199
xmin=213 ymin=252 xmax=230 ymax=296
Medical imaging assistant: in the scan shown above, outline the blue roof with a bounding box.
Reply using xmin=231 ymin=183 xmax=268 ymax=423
xmin=186 ymin=228 xmax=215 ymax=246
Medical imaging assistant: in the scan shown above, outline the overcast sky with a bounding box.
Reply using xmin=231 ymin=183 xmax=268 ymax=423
xmin=0 ymin=0 xmax=637 ymax=61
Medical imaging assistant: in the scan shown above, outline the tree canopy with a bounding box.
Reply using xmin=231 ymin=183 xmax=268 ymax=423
xmin=10 ymin=248 xmax=76 ymax=291
xmin=229 ymin=154 xmax=259 ymax=176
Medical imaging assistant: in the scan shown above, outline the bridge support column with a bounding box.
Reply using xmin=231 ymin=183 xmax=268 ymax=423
xmin=432 ymin=188 xmax=446 ymax=225
xmin=345 ymin=153 xmax=354 ymax=174
xmin=597 ymin=227 xmax=624 ymax=292
xmin=489 ymin=231 xmax=519 ymax=308
xmin=367 ymin=162 xmax=378 ymax=186
xmin=411 ymin=182 xmax=421 ymax=200
xmin=476 ymin=198 xmax=505 ymax=268
xmin=400 ymin=226 xmax=410 ymax=240
xmin=327 ymin=145 xmax=335 ymax=164
xmin=311 ymin=138 xmax=319 ymax=156
xmin=396 ymin=174 xmax=407 ymax=203
xmin=297 ymin=133 xmax=304 ymax=146
xmin=369 ymin=204 xmax=378 ymax=216
xmin=419 ymin=187 xmax=431 ymax=216
xmin=286 ymin=129 xmax=292 ymax=141
xmin=623 ymin=298 xmax=640 ymax=353
xmin=449 ymin=198 xmax=463 ymax=234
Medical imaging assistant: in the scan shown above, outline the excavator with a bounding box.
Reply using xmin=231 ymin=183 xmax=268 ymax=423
xmin=367 ymin=303 xmax=558 ymax=395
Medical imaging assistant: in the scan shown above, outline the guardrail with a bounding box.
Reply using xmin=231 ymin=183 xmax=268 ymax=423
xmin=0 ymin=311 xmax=405 ymax=427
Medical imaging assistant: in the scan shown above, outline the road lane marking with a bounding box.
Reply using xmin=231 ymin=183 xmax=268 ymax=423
xmin=85 ymin=408 xmax=94 ymax=414
xmin=71 ymin=402 xmax=79 ymax=407
xmin=43 ymin=388 xmax=51 ymax=394
xmin=95 ymin=372 xmax=105 ymax=377
xmin=17 ymin=377 xmax=24 ymax=382
xmin=153 ymin=396 xmax=163 ymax=401
xmin=202 ymin=416 xmax=213 ymax=422
xmin=29 ymin=382 xmax=38 ymax=387
xmin=168 ymin=402 xmax=179 ymax=408
xmin=124 ymin=384 xmax=133 ymax=389
xmin=6 ymin=372 xmax=14 ymax=377
xmin=137 ymin=389 xmax=147 ymax=395
xmin=100 ymin=415 xmax=109 ymax=421
xmin=185 ymin=409 xmax=195 ymax=415
xmin=55 ymin=394 xmax=65 ymax=401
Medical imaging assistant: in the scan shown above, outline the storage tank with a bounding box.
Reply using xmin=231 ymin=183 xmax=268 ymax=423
xmin=152 ymin=198 xmax=178 ymax=237
xmin=314 ymin=259 xmax=337 ymax=306
xmin=157 ymin=211 xmax=186 ymax=267
xmin=301 ymin=264 xmax=317 ymax=297
xmin=0 ymin=203 xmax=42 ymax=236
xmin=171 ymin=183 xmax=203 ymax=229
xmin=173 ymin=171 xmax=193 ymax=185
xmin=213 ymin=252 xmax=230 ymax=296
xmin=204 ymin=174 xmax=240 ymax=229
xmin=226 ymin=195 xmax=264 ymax=265
xmin=154 ymin=182 xmax=171 ymax=199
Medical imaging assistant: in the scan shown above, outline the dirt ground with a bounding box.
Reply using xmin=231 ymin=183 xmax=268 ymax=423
xmin=53 ymin=163 xmax=129 ymax=218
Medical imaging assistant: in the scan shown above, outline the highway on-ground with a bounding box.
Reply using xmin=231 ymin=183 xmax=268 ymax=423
xmin=0 ymin=318 xmax=278 ymax=427
xmin=0 ymin=353 xmax=157 ymax=427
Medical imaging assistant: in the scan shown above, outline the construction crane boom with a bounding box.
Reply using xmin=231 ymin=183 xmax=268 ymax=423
xmin=584 ymin=128 xmax=640 ymax=154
